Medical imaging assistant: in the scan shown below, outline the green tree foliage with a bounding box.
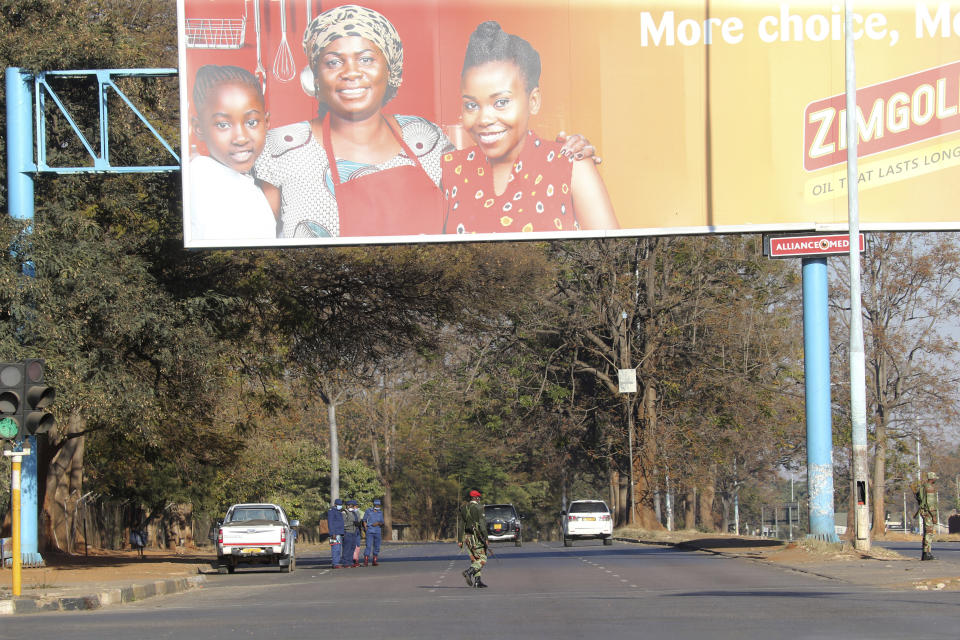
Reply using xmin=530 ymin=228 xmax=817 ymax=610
xmin=830 ymin=232 xmax=960 ymax=533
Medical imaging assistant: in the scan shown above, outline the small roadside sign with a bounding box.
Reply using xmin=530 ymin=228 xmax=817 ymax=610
xmin=618 ymin=369 xmax=637 ymax=393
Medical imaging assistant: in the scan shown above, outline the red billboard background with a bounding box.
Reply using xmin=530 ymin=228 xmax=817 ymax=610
xmin=184 ymin=0 xmax=444 ymax=156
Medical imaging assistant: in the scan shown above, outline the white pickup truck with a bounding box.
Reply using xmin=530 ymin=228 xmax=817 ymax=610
xmin=215 ymin=503 xmax=298 ymax=574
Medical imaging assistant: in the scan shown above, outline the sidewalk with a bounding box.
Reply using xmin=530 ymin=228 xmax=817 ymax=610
xmin=0 ymin=548 xmax=213 ymax=615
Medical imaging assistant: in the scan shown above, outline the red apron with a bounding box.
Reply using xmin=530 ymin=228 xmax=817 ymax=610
xmin=322 ymin=114 xmax=446 ymax=238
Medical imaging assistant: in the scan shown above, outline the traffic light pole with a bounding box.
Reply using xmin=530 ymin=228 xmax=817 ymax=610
xmin=6 ymin=68 xmax=43 ymax=568
xmin=3 ymin=440 xmax=30 ymax=594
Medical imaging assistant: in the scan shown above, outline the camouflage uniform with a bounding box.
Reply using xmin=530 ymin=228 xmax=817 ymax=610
xmin=459 ymin=493 xmax=488 ymax=587
xmin=913 ymin=472 xmax=939 ymax=560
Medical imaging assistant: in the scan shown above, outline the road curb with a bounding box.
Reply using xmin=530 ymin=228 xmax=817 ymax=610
xmin=0 ymin=575 xmax=205 ymax=615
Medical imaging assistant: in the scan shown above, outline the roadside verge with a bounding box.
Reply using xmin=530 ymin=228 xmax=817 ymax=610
xmin=0 ymin=575 xmax=205 ymax=615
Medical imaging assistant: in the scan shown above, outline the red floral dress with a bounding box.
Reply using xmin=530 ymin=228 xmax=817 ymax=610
xmin=442 ymin=131 xmax=577 ymax=234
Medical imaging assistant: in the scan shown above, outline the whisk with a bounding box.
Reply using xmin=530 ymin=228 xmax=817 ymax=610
xmin=299 ymin=0 xmax=316 ymax=96
xmin=272 ymin=0 xmax=296 ymax=83
xmin=254 ymin=0 xmax=266 ymax=94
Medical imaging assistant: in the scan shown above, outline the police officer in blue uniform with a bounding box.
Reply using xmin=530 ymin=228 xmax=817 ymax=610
xmin=342 ymin=499 xmax=361 ymax=567
xmin=363 ymin=498 xmax=386 ymax=566
xmin=327 ymin=498 xmax=346 ymax=568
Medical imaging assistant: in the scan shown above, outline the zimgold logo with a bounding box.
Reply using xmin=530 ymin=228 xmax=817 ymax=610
xmin=804 ymin=60 xmax=960 ymax=171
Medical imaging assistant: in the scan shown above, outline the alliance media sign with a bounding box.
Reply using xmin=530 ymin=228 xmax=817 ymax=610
xmin=767 ymin=233 xmax=866 ymax=258
xmin=177 ymin=1 xmax=960 ymax=248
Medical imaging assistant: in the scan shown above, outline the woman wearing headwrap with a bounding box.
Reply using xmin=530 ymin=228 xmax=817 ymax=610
xmin=254 ymin=5 xmax=449 ymax=238
xmin=254 ymin=5 xmax=595 ymax=239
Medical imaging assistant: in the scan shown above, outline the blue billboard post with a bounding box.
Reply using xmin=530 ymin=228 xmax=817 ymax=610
xmin=5 ymin=68 xmax=43 ymax=567
xmin=767 ymin=233 xmax=863 ymax=542
xmin=801 ymin=257 xmax=839 ymax=542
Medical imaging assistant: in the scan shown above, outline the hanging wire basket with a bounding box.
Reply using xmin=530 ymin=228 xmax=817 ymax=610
xmin=185 ymin=17 xmax=247 ymax=49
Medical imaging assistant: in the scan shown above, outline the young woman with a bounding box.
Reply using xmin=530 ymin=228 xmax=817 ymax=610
xmin=443 ymin=21 xmax=618 ymax=235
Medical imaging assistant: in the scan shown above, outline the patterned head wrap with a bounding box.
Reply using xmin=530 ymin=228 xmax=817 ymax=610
xmin=303 ymin=5 xmax=404 ymax=94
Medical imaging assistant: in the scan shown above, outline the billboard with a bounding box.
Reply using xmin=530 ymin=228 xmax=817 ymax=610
xmin=177 ymin=1 xmax=960 ymax=248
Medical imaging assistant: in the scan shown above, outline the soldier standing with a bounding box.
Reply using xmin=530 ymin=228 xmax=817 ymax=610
xmin=913 ymin=472 xmax=939 ymax=560
xmin=458 ymin=489 xmax=489 ymax=588
xmin=327 ymin=498 xmax=346 ymax=568
xmin=363 ymin=498 xmax=386 ymax=566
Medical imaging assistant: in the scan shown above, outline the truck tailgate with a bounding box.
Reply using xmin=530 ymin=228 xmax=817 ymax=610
xmin=221 ymin=524 xmax=283 ymax=549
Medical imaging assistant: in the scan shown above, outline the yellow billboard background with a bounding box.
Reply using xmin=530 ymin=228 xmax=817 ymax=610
xmin=179 ymin=0 xmax=960 ymax=247
xmin=464 ymin=0 xmax=960 ymax=233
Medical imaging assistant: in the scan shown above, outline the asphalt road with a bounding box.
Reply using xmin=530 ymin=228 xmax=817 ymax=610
xmin=876 ymin=539 xmax=960 ymax=562
xmin=2 ymin=540 xmax=959 ymax=640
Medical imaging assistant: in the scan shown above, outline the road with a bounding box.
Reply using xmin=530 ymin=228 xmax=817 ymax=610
xmin=2 ymin=540 xmax=959 ymax=640
xmin=877 ymin=539 xmax=960 ymax=562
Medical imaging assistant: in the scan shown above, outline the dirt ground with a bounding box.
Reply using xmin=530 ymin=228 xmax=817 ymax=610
xmin=615 ymin=527 xmax=960 ymax=565
xmin=0 ymin=542 xmax=338 ymax=596
xmin=2 ymin=547 xmax=216 ymax=592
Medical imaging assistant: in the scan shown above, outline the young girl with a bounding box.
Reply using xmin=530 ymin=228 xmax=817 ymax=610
xmin=443 ymin=22 xmax=618 ymax=235
xmin=189 ymin=65 xmax=277 ymax=242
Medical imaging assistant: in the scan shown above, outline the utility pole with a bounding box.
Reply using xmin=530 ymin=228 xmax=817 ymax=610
xmin=733 ymin=460 xmax=739 ymax=536
xmin=903 ymin=491 xmax=907 ymax=533
xmin=916 ymin=427 xmax=921 ymax=483
xmin=665 ymin=473 xmax=673 ymax=532
xmin=617 ymin=310 xmax=636 ymax=526
xmin=844 ymin=1 xmax=871 ymax=552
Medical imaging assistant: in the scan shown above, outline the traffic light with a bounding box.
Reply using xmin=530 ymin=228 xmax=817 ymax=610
xmin=0 ymin=362 xmax=24 ymax=441
xmin=22 ymin=358 xmax=55 ymax=435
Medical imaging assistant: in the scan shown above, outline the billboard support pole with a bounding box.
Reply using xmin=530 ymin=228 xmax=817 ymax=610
xmin=845 ymin=1 xmax=871 ymax=552
xmin=802 ymin=258 xmax=839 ymax=542
xmin=5 ymin=67 xmax=44 ymax=568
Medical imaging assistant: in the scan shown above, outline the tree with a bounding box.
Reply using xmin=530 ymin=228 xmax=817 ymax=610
xmin=830 ymin=232 xmax=960 ymax=534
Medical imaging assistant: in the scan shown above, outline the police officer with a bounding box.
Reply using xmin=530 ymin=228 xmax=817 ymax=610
xmin=458 ymin=489 xmax=488 ymax=588
xmin=913 ymin=471 xmax=939 ymax=560
xmin=363 ymin=498 xmax=386 ymax=566
xmin=342 ymin=499 xmax=361 ymax=567
xmin=327 ymin=498 xmax=346 ymax=568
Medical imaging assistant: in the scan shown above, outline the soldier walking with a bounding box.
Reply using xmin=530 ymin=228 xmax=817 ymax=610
xmin=913 ymin=471 xmax=939 ymax=561
xmin=363 ymin=498 xmax=386 ymax=566
xmin=458 ymin=489 xmax=489 ymax=588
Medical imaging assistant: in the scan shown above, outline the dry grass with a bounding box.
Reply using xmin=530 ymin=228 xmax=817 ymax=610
xmin=613 ymin=527 xmax=916 ymax=563
xmin=614 ymin=527 xmax=768 ymax=544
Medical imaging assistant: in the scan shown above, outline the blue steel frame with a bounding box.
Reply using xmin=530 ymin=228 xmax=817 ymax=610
xmin=5 ymin=67 xmax=180 ymax=567
xmin=33 ymin=68 xmax=180 ymax=174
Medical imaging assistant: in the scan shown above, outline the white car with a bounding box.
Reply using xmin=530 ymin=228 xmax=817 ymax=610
xmin=562 ymin=500 xmax=613 ymax=546
xmin=216 ymin=503 xmax=298 ymax=574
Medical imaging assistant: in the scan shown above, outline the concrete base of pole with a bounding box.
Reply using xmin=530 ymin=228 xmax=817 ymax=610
xmin=18 ymin=552 xmax=45 ymax=567
xmin=806 ymin=532 xmax=840 ymax=543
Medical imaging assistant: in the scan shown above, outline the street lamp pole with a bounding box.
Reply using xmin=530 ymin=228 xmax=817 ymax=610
xmin=845 ymin=0 xmax=871 ymax=552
